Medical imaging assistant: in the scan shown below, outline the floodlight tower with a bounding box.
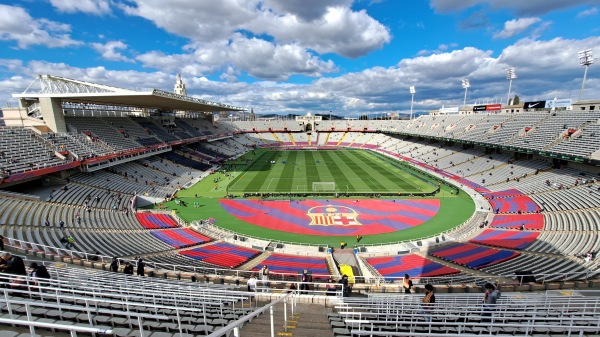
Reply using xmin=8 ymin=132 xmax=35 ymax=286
xmin=505 ymin=68 xmax=517 ymax=106
xmin=462 ymin=79 xmax=470 ymax=107
xmin=409 ymin=86 xmax=416 ymax=120
xmin=578 ymin=49 xmax=595 ymax=100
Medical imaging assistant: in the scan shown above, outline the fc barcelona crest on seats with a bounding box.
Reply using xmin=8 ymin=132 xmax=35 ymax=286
xmin=307 ymin=205 xmax=361 ymax=226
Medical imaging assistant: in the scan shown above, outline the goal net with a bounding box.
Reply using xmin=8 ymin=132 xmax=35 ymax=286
xmin=312 ymin=182 xmax=336 ymax=192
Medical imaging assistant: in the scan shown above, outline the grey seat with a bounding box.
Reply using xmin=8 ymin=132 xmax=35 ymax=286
xmin=111 ymin=327 xmax=134 ymax=337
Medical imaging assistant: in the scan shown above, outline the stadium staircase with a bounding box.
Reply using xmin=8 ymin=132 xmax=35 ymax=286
xmin=335 ymin=132 xmax=348 ymax=146
xmin=323 ymin=132 xmax=331 ymax=145
xmin=238 ymin=251 xmax=271 ymax=270
xmin=240 ymin=302 xmax=335 ymax=337
xmin=332 ymin=249 xmax=362 ymax=278
xmin=271 ymin=132 xmax=283 ymax=145
xmin=347 ymin=133 xmax=364 ymax=147
xmin=254 ymin=132 xmax=269 ymax=145
xmin=358 ymin=133 xmax=378 ymax=148
xmin=288 ymin=132 xmax=296 ymax=146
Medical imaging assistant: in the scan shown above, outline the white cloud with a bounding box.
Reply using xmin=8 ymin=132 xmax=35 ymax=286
xmin=0 ymin=5 xmax=81 ymax=49
xmin=91 ymin=41 xmax=135 ymax=63
xmin=121 ymin=0 xmax=390 ymax=59
xmin=2 ymin=36 xmax=600 ymax=114
xmin=577 ymin=7 xmax=598 ymax=17
xmin=417 ymin=43 xmax=460 ymax=56
xmin=226 ymin=34 xmax=337 ymax=80
xmin=254 ymin=6 xmax=391 ymax=58
xmin=136 ymin=34 xmax=337 ymax=81
xmin=430 ymin=0 xmax=600 ymax=16
xmin=262 ymin=0 xmax=353 ymax=21
xmin=49 ymin=0 xmax=111 ymax=15
xmin=493 ymin=17 xmax=541 ymax=39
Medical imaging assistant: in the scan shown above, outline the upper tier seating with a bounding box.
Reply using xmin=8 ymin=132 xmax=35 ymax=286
xmin=65 ymin=116 xmax=143 ymax=151
xmin=0 ymin=127 xmax=64 ymax=174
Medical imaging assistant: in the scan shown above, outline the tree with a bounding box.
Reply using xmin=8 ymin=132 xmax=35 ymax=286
xmin=513 ymin=95 xmax=520 ymax=105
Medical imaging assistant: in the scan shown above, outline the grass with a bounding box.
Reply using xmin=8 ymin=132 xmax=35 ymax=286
xmin=152 ymin=148 xmax=475 ymax=247
xmin=226 ymin=149 xmax=435 ymax=194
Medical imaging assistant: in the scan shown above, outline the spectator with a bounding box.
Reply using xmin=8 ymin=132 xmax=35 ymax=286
xmin=482 ymin=282 xmax=501 ymax=322
xmin=0 ymin=234 xmax=4 ymax=251
xmin=0 ymin=253 xmax=26 ymax=275
xmin=123 ymin=262 xmax=134 ymax=275
xmin=339 ymin=274 xmax=350 ymax=297
xmin=29 ymin=262 xmax=50 ymax=280
xmin=109 ymin=257 xmax=119 ymax=272
xmin=421 ymin=284 xmax=435 ymax=322
xmin=136 ymin=258 xmax=145 ymax=276
xmin=299 ymin=269 xmax=311 ymax=294
xmin=326 ymin=277 xmax=337 ymax=296
xmin=247 ymin=273 xmax=258 ymax=292
xmin=66 ymin=236 xmax=75 ymax=249
xmin=260 ymin=265 xmax=269 ymax=291
xmin=402 ymin=274 xmax=413 ymax=294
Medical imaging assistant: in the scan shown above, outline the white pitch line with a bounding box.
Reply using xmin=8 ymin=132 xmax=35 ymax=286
xmin=266 ymin=177 xmax=276 ymax=190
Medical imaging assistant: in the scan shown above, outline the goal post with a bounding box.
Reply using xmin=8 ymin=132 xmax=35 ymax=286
xmin=312 ymin=182 xmax=336 ymax=192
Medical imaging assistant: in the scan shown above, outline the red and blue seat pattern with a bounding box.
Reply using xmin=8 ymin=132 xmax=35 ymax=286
xmin=489 ymin=195 xmax=540 ymax=213
xmin=150 ymin=228 xmax=211 ymax=248
xmin=252 ymin=254 xmax=329 ymax=278
xmin=489 ymin=214 xmax=544 ymax=230
xmin=430 ymin=243 xmax=520 ymax=269
xmin=470 ymin=229 xmax=539 ymax=250
xmin=366 ymin=254 xmax=460 ymax=280
xmin=136 ymin=213 xmax=179 ymax=229
xmin=481 ymin=189 xmax=523 ymax=199
xmin=179 ymin=242 xmax=260 ymax=268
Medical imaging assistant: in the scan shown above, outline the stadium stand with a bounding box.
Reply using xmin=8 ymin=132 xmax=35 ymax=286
xmin=365 ymin=254 xmax=460 ymax=280
xmin=151 ymin=228 xmax=212 ymax=248
xmin=0 ymin=110 xmax=599 ymax=317
xmin=179 ymin=242 xmax=261 ymax=268
xmin=252 ymin=253 xmax=330 ymax=279
xmin=136 ymin=213 xmax=179 ymax=229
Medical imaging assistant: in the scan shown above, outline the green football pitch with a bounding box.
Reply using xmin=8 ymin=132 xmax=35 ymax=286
xmin=155 ymin=148 xmax=475 ymax=246
xmin=226 ymin=149 xmax=436 ymax=195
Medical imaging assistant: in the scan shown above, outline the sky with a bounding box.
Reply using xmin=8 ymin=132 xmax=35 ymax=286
xmin=0 ymin=0 xmax=599 ymax=117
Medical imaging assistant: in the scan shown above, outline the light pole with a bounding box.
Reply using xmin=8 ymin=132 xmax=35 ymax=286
xmin=578 ymin=49 xmax=594 ymax=100
xmin=505 ymin=68 xmax=517 ymax=106
xmin=462 ymin=79 xmax=470 ymax=107
xmin=409 ymin=86 xmax=416 ymax=120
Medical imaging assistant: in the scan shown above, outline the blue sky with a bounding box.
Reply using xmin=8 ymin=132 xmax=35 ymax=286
xmin=0 ymin=0 xmax=599 ymax=116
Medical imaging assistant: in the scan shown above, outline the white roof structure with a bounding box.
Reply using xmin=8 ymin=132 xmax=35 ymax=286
xmin=13 ymin=74 xmax=243 ymax=112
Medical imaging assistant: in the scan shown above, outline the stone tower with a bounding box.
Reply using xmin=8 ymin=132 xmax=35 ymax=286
xmin=174 ymin=74 xmax=187 ymax=96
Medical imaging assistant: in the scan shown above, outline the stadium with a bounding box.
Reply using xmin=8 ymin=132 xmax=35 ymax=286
xmin=0 ymin=72 xmax=597 ymax=337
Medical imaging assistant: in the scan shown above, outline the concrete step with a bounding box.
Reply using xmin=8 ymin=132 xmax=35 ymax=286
xmin=240 ymin=303 xmax=335 ymax=337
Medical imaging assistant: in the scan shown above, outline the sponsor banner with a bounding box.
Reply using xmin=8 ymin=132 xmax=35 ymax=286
xmin=473 ymin=105 xmax=487 ymax=111
xmin=545 ymin=98 xmax=572 ymax=109
xmin=439 ymin=107 xmax=459 ymax=114
xmin=486 ymin=104 xmax=502 ymax=111
xmin=523 ymin=101 xmax=546 ymax=109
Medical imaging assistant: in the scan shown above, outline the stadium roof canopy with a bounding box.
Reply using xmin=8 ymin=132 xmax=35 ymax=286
xmin=12 ymin=74 xmax=244 ymax=112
